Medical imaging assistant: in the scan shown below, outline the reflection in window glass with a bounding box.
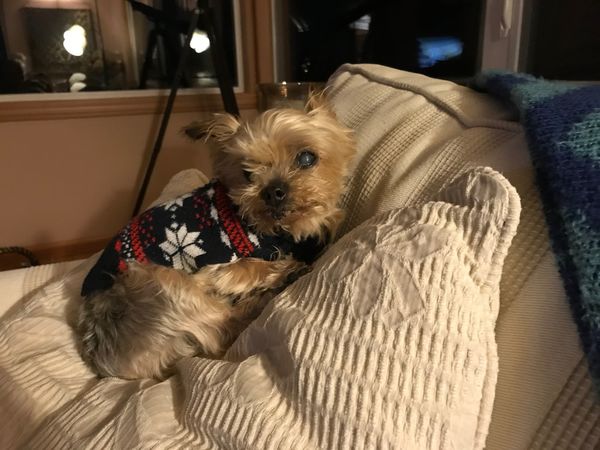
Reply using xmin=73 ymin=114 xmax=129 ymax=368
xmin=274 ymin=0 xmax=483 ymax=83
xmin=0 ymin=0 xmax=239 ymax=94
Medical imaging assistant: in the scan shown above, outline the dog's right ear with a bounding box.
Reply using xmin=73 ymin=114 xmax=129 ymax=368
xmin=182 ymin=113 xmax=241 ymax=142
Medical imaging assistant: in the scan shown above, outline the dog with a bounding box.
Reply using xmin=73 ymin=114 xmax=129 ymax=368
xmin=77 ymin=94 xmax=356 ymax=380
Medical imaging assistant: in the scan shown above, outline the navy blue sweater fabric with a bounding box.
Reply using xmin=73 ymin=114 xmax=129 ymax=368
xmin=82 ymin=180 xmax=324 ymax=297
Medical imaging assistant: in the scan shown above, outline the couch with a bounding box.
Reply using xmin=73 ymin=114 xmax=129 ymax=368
xmin=0 ymin=64 xmax=597 ymax=449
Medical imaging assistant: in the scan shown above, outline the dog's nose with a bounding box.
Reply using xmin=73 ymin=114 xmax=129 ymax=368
xmin=261 ymin=180 xmax=289 ymax=209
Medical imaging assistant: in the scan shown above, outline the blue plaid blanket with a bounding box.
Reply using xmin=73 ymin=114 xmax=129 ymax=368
xmin=474 ymin=72 xmax=600 ymax=389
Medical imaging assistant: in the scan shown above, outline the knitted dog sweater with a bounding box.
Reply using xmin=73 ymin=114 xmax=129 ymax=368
xmin=81 ymin=180 xmax=324 ymax=297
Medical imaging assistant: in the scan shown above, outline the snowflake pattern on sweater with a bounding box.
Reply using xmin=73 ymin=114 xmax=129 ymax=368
xmin=81 ymin=180 xmax=325 ymax=297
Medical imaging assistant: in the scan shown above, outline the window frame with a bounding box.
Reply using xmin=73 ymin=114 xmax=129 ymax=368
xmin=0 ymin=0 xmax=274 ymax=122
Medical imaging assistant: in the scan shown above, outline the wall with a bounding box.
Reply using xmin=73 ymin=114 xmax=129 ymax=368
xmin=0 ymin=106 xmax=255 ymax=260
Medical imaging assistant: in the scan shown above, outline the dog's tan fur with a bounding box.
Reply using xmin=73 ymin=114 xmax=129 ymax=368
xmin=78 ymin=94 xmax=355 ymax=380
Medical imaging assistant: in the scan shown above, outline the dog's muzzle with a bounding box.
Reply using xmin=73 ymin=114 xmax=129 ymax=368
xmin=261 ymin=179 xmax=289 ymax=219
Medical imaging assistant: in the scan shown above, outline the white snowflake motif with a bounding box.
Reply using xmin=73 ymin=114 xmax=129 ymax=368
xmin=220 ymin=230 xmax=232 ymax=248
xmin=162 ymin=193 xmax=192 ymax=211
xmin=159 ymin=224 xmax=206 ymax=271
xmin=210 ymin=206 xmax=219 ymax=221
xmin=247 ymin=232 xmax=260 ymax=247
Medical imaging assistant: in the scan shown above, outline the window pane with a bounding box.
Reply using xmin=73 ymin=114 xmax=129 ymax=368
xmin=0 ymin=0 xmax=239 ymax=94
xmin=274 ymin=0 xmax=484 ymax=82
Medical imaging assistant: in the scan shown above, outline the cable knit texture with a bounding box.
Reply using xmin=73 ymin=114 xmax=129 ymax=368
xmin=474 ymin=72 xmax=600 ymax=389
xmin=0 ymin=167 xmax=520 ymax=449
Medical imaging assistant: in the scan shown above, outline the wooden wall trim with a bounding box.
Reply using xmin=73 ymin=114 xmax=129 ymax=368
xmin=0 ymin=92 xmax=257 ymax=122
xmin=254 ymin=0 xmax=275 ymax=83
xmin=239 ymin=0 xmax=259 ymax=93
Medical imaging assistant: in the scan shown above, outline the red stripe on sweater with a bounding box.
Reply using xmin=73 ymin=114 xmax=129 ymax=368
xmin=214 ymin=183 xmax=254 ymax=257
xmin=129 ymin=219 xmax=148 ymax=263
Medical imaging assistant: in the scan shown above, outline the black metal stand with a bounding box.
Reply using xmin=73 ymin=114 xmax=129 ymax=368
xmin=131 ymin=0 xmax=239 ymax=217
xmin=129 ymin=0 xmax=185 ymax=88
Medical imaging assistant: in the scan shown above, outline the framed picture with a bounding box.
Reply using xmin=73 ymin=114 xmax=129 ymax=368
xmin=22 ymin=6 xmax=105 ymax=89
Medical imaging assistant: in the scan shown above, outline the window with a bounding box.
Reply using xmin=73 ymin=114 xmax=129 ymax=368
xmin=0 ymin=0 xmax=242 ymax=94
xmin=272 ymin=0 xmax=484 ymax=82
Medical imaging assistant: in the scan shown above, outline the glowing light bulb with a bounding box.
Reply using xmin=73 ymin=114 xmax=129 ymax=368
xmin=190 ymin=30 xmax=210 ymax=54
xmin=63 ymin=25 xmax=87 ymax=57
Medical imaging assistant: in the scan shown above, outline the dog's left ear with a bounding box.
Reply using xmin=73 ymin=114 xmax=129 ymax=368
xmin=305 ymin=90 xmax=336 ymax=119
xmin=182 ymin=113 xmax=241 ymax=142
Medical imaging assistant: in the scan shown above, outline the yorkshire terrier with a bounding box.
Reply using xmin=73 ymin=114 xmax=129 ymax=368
xmin=78 ymin=94 xmax=356 ymax=380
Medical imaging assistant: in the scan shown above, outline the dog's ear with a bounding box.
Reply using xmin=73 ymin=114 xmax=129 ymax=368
xmin=182 ymin=113 xmax=240 ymax=142
xmin=305 ymin=89 xmax=335 ymax=118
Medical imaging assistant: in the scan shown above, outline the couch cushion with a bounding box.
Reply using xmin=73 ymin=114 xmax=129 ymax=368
xmin=327 ymin=64 xmax=598 ymax=450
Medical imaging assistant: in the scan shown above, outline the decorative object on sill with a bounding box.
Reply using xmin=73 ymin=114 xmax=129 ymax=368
xmin=0 ymin=247 xmax=40 ymax=269
xmin=131 ymin=0 xmax=239 ymax=217
xmin=257 ymin=82 xmax=324 ymax=112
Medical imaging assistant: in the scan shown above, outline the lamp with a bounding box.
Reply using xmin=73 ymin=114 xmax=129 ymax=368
xmin=63 ymin=24 xmax=87 ymax=57
xmin=190 ymin=29 xmax=210 ymax=54
xmin=22 ymin=4 xmax=104 ymax=87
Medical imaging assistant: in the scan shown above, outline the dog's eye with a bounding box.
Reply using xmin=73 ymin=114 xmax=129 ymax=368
xmin=296 ymin=150 xmax=318 ymax=169
xmin=242 ymin=169 xmax=252 ymax=181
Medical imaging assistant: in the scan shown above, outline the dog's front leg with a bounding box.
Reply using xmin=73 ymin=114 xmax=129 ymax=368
xmin=197 ymin=256 xmax=306 ymax=298
xmin=191 ymin=257 xmax=307 ymax=337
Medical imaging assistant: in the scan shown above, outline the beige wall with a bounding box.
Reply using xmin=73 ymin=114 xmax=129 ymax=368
xmin=0 ymin=108 xmax=253 ymax=250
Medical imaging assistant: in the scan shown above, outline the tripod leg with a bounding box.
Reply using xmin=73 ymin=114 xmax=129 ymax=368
xmin=131 ymin=8 xmax=202 ymax=217
xmin=199 ymin=0 xmax=239 ymax=116
xmin=139 ymin=28 xmax=158 ymax=89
